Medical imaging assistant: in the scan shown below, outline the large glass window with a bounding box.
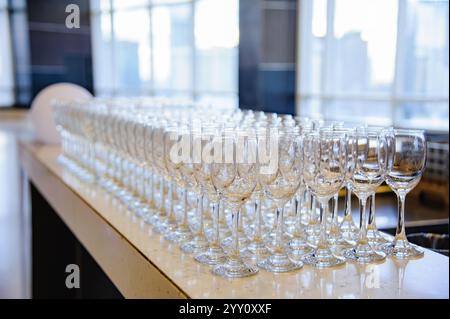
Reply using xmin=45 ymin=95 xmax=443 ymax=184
xmin=0 ymin=0 xmax=14 ymax=107
xmin=91 ymin=0 xmax=239 ymax=107
xmin=298 ymin=0 xmax=449 ymax=131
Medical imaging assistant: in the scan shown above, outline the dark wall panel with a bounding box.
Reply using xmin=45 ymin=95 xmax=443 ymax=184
xmin=260 ymin=70 xmax=296 ymax=115
xmin=26 ymin=0 xmax=93 ymax=102
xmin=239 ymin=0 xmax=297 ymax=115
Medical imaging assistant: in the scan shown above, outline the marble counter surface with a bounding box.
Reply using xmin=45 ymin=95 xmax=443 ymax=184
xmin=19 ymin=141 xmax=449 ymax=299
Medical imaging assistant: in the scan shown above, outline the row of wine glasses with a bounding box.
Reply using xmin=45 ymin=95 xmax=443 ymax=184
xmin=53 ymin=98 xmax=427 ymax=278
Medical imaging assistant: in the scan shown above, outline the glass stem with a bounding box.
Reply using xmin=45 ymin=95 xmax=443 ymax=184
xmin=117 ymin=157 xmax=122 ymax=187
xmin=149 ymin=169 xmax=155 ymax=208
xmin=219 ymin=198 xmax=227 ymax=227
xmin=140 ymin=165 xmax=145 ymax=201
xmin=254 ymin=193 xmax=263 ymax=241
xmin=367 ymin=193 xmax=377 ymax=230
xmin=274 ymin=205 xmax=285 ymax=254
xmin=167 ymin=181 xmax=175 ymax=223
xmin=134 ymin=163 xmax=138 ymax=196
xmin=159 ymin=178 xmax=165 ymax=216
xmin=304 ymin=190 xmax=311 ymax=223
xmin=230 ymin=207 xmax=242 ymax=261
xmin=317 ymin=199 xmax=329 ymax=249
xmin=358 ymin=196 xmax=369 ymax=244
xmin=344 ymin=185 xmax=352 ymax=219
xmin=238 ymin=206 xmax=245 ymax=233
xmin=211 ymin=200 xmax=220 ymax=247
xmin=181 ymin=188 xmax=188 ymax=226
xmin=295 ymin=191 xmax=304 ymax=235
xmin=395 ymin=193 xmax=407 ymax=241
xmin=204 ymin=196 xmax=211 ymax=220
xmin=134 ymin=164 xmax=138 ymax=195
xmin=332 ymin=194 xmax=339 ymax=228
xmin=197 ymin=194 xmax=205 ymax=236
xmin=311 ymin=196 xmax=318 ymax=224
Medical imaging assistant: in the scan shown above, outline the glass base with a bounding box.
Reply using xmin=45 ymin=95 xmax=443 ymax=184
xmin=381 ymin=240 xmax=424 ymax=259
xmin=257 ymin=253 xmax=303 ymax=273
xmin=221 ymin=233 xmax=249 ymax=249
xmin=152 ymin=217 xmax=168 ymax=233
xmin=340 ymin=217 xmax=358 ymax=241
xmin=212 ymin=258 xmax=259 ymax=278
xmin=155 ymin=218 xmax=177 ymax=235
xmin=367 ymin=229 xmax=389 ymax=246
xmin=194 ymin=246 xmax=227 ymax=265
xmin=264 ymin=234 xmax=293 ymax=253
xmin=181 ymin=235 xmax=209 ymax=254
xmin=340 ymin=216 xmax=358 ymax=232
xmin=327 ymin=227 xmax=353 ymax=247
xmin=287 ymin=238 xmax=314 ymax=260
xmin=135 ymin=204 xmax=149 ymax=218
xmin=302 ymin=247 xmax=346 ymax=268
xmin=343 ymin=243 xmax=386 ymax=264
xmin=143 ymin=212 xmax=159 ymax=225
xmin=243 ymin=240 xmax=271 ymax=259
xmin=164 ymin=224 xmax=192 ymax=244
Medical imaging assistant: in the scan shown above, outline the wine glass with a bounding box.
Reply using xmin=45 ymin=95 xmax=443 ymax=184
xmin=151 ymin=118 xmax=171 ymax=233
xmin=163 ymin=120 xmax=193 ymax=243
xmin=257 ymin=126 xmax=304 ymax=272
xmin=143 ymin=116 xmax=160 ymax=225
xmin=343 ymin=128 xmax=387 ymax=263
xmin=365 ymin=126 xmax=393 ymax=246
xmin=301 ymin=128 xmax=347 ymax=268
xmin=243 ymin=125 xmax=271 ymax=259
xmin=193 ymin=123 xmax=228 ymax=265
xmin=381 ymin=129 xmax=427 ymax=259
xmin=334 ymin=123 xmax=358 ymax=243
xmin=211 ymin=127 xmax=259 ymax=278
xmin=180 ymin=121 xmax=210 ymax=254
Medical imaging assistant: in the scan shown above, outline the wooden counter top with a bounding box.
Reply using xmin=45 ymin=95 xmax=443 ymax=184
xmin=19 ymin=140 xmax=449 ymax=299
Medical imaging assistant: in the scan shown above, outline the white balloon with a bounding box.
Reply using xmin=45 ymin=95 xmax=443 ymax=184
xmin=29 ymin=83 xmax=93 ymax=144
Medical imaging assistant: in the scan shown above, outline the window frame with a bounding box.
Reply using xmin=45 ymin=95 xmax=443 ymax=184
xmin=90 ymin=0 xmax=238 ymax=106
xmin=296 ymin=0 xmax=450 ymax=132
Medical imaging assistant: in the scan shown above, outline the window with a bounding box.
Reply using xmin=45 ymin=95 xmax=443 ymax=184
xmin=91 ymin=0 xmax=239 ymax=107
xmin=0 ymin=0 xmax=14 ymax=107
xmin=297 ymin=0 xmax=449 ymax=131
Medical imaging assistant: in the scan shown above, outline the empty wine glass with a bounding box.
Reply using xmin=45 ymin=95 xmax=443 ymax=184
xmin=193 ymin=123 xmax=227 ymax=265
xmin=257 ymin=126 xmax=304 ymax=272
xmin=301 ymin=129 xmax=347 ymax=268
xmin=343 ymin=128 xmax=387 ymax=263
xmin=143 ymin=117 xmax=160 ymax=225
xmin=334 ymin=128 xmax=358 ymax=246
xmin=180 ymin=122 xmax=210 ymax=254
xmin=242 ymin=125 xmax=272 ymax=260
xmin=152 ymin=118 xmax=171 ymax=233
xmin=365 ymin=126 xmax=393 ymax=246
xmin=163 ymin=121 xmax=193 ymax=243
xmin=382 ymin=129 xmax=427 ymax=259
xmin=211 ymin=128 xmax=259 ymax=278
